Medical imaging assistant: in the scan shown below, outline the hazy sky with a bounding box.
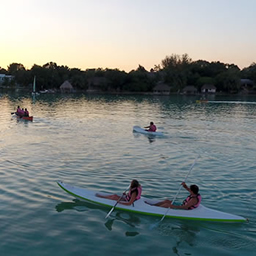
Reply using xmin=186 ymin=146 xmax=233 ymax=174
xmin=1 ymin=0 xmax=255 ymax=72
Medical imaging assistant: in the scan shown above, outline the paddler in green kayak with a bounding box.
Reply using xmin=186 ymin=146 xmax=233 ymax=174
xmin=153 ymin=182 xmax=201 ymax=210
xmin=96 ymin=179 xmax=142 ymax=206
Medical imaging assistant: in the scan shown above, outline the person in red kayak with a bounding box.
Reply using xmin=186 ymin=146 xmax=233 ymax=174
xmin=16 ymin=106 xmax=23 ymax=117
xmin=144 ymin=122 xmax=157 ymax=132
xmin=24 ymin=108 xmax=29 ymax=117
xmin=20 ymin=108 xmax=25 ymax=116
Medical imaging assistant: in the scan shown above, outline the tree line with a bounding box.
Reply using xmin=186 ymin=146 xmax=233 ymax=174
xmin=1 ymin=54 xmax=256 ymax=93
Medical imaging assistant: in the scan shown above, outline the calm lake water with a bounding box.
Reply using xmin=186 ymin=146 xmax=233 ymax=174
xmin=0 ymin=92 xmax=255 ymax=256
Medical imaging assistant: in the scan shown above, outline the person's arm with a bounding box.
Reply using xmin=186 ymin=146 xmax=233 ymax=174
xmin=182 ymin=182 xmax=190 ymax=192
xmin=119 ymin=191 xmax=137 ymax=206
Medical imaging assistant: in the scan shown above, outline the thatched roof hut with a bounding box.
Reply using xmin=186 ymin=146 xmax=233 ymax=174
xmin=182 ymin=85 xmax=197 ymax=95
xmin=240 ymin=79 xmax=254 ymax=87
xmin=60 ymin=80 xmax=74 ymax=93
xmin=153 ymin=82 xmax=170 ymax=95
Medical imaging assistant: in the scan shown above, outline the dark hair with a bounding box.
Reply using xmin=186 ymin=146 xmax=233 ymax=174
xmin=150 ymin=122 xmax=154 ymax=125
xmin=190 ymin=184 xmax=199 ymax=194
xmin=131 ymin=179 xmax=140 ymax=188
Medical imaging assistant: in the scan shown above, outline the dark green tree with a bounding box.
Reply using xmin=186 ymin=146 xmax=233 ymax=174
xmin=215 ymin=69 xmax=240 ymax=93
xmin=69 ymin=68 xmax=87 ymax=90
xmin=123 ymin=65 xmax=153 ymax=92
xmin=241 ymin=63 xmax=256 ymax=84
xmin=161 ymin=54 xmax=192 ymax=91
xmin=7 ymin=63 xmax=25 ymax=75
xmin=104 ymin=68 xmax=127 ymax=91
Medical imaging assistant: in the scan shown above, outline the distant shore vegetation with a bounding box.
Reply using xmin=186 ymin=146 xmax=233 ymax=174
xmin=1 ymin=53 xmax=256 ymax=94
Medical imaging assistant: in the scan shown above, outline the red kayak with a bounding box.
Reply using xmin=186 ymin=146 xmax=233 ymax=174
xmin=18 ymin=116 xmax=33 ymax=121
xmin=13 ymin=113 xmax=33 ymax=122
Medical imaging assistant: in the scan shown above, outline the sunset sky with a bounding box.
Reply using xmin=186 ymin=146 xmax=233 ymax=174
xmin=1 ymin=0 xmax=255 ymax=72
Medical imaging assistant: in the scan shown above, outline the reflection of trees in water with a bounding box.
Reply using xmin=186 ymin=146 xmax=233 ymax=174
xmin=157 ymin=222 xmax=200 ymax=256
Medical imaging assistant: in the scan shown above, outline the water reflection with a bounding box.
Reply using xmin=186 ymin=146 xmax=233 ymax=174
xmin=125 ymin=231 xmax=140 ymax=237
xmin=105 ymin=211 xmax=140 ymax=228
xmin=158 ymin=222 xmax=200 ymax=255
xmin=133 ymin=132 xmax=156 ymax=143
xmin=56 ymin=200 xmax=141 ymax=236
xmin=55 ymin=199 xmax=89 ymax=212
xmin=148 ymin=137 xmax=156 ymax=143
xmin=105 ymin=211 xmax=141 ymax=236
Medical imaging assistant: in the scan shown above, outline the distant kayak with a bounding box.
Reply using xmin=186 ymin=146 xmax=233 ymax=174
xmin=12 ymin=113 xmax=33 ymax=122
xmin=18 ymin=115 xmax=33 ymax=122
xmin=57 ymin=181 xmax=246 ymax=223
xmin=196 ymin=100 xmax=208 ymax=103
xmin=133 ymin=126 xmax=164 ymax=136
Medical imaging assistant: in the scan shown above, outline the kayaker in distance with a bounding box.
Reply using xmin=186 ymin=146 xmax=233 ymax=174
xmin=152 ymin=182 xmax=201 ymax=210
xmin=144 ymin=121 xmax=157 ymax=132
xmin=16 ymin=106 xmax=30 ymax=117
xmin=96 ymin=179 xmax=142 ymax=206
xmin=16 ymin=106 xmax=22 ymax=117
xmin=24 ymin=108 xmax=29 ymax=117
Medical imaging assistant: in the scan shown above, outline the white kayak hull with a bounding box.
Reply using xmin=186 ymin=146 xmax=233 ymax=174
xmin=133 ymin=126 xmax=164 ymax=136
xmin=57 ymin=181 xmax=246 ymax=223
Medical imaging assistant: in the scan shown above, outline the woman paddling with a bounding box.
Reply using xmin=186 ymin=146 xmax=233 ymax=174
xmin=144 ymin=122 xmax=157 ymax=132
xmin=16 ymin=106 xmax=23 ymax=117
xmin=153 ymin=182 xmax=201 ymax=210
xmin=24 ymin=108 xmax=29 ymax=117
xmin=96 ymin=179 xmax=142 ymax=206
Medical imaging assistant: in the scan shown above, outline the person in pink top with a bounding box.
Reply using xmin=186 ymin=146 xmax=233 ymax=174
xmin=151 ymin=182 xmax=201 ymax=210
xmin=145 ymin=122 xmax=157 ymax=132
xmin=16 ymin=106 xmax=23 ymax=117
xmin=24 ymin=108 xmax=29 ymax=117
xmin=96 ymin=179 xmax=142 ymax=206
xmin=18 ymin=108 xmax=24 ymax=116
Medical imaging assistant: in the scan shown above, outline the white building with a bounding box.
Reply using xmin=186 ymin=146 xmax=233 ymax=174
xmin=201 ymin=84 xmax=216 ymax=93
xmin=0 ymin=74 xmax=14 ymax=85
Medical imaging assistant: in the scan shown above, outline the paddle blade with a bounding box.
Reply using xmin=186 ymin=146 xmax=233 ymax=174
xmin=149 ymin=221 xmax=160 ymax=230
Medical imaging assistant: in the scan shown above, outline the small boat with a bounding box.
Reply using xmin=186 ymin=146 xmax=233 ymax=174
xmin=57 ymin=181 xmax=246 ymax=223
xmin=13 ymin=113 xmax=33 ymax=122
xmin=18 ymin=115 xmax=33 ymax=122
xmin=133 ymin=126 xmax=164 ymax=136
xmin=39 ymin=89 xmax=48 ymax=94
xmin=196 ymin=100 xmax=208 ymax=103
